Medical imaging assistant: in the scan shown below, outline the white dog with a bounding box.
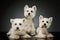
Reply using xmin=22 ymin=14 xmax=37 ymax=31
xmin=35 ymin=15 xmax=54 ymax=38
xmin=7 ymin=18 xmax=31 ymax=39
xmin=23 ymin=5 xmax=37 ymax=36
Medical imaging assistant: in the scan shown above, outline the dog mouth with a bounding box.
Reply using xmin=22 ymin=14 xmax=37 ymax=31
xmin=15 ymin=29 xmax=20 ymax=31
xmin=41 ymin=25 xmax=47 ymax=29
xmin=26 ymin=15 xmax=32 ymax=19
xmin=27 ymin=13 xmax=31 ymax=17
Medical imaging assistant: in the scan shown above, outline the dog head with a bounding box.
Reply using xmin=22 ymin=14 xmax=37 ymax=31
xmin=10 ymin=18 xmax=25 ymax=31
xmin=24 ymin=5 xmax=37 ymax=18
xmin=39 ymin=15 xmax=53 ymax=29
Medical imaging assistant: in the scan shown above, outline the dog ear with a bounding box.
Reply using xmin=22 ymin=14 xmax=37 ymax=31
xmin=49 ymin=17 xmax=53 ymax=22
xmin=10 ymin=19 xmax=13 ymax=23
xmin=32 ymin=5 xmax=37 ymax=11
xmin=24 ymin=5 xmax=29 ymax=10
xmin=39 ymin=15 xmax=43 ymax=20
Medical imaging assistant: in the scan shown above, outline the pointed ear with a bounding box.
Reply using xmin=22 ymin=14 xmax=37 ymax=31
xmin=49 ymin=17 xmax=53 ymax=22
xmin=10 ymin=19 xmax=13 ymax=23
xmin=24 ymin=5 xmax=29 ymax=10
xmin=39 ymin=15 xmax=43 ymax=20
xmin=32 ymin=5 xmax=37 ymax=11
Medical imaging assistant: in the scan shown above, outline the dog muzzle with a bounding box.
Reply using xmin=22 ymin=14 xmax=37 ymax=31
xmin=41 ymin=25 xmax=47 ymax=29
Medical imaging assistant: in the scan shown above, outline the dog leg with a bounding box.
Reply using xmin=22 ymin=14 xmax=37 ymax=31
xmin=47 ymin=33 xmax=54 ymax=38
xmin=23 ymin=34 xmax=31 ymax=38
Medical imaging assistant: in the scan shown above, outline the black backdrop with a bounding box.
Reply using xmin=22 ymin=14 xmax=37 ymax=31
xmin=0 ymin=0 xmax=60 ymax=32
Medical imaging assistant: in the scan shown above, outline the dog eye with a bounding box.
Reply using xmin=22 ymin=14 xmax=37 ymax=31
xmin=23 ymin=20 xmax=25 ymax=22
xmin=19 ymin=23 xmax=22 ymax=25
xmin=31 ymin=10 xmax=33 ymax=13
xmin=15 ymin=23 xmax=17 ymax=25
xmin=27 ymin=10 xmax=29 ymax=12
xmin=42 ymin=21 xmax=44 ymax=22
xmin=46 ymin=21 xmax=48 ymax=23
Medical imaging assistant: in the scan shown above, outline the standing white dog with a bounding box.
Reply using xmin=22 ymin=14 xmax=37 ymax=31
xmin=23 ymin=5 xmax=37 ymax=36
xmin=7 ymin=18 xmax=31 ymax=39
xmin=35 ymin=15 xmax=54 ymax=38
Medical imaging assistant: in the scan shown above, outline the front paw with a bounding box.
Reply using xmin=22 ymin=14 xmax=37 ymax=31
xmin=9 ymin=35 xmax=19 ymax=39
xmin=35 ymin=34 xmax=46 ymax=38
xmin=34 ymin=35 xmax=38 ymax=38
xmin=23 ymin=35 xmax=31 ymax=38
xmin=31 ymin=33 xmax=35 ymax=36
xmin=47 ymin=34 xmax=54 ymax=38
xmin=40 ymin=34 xmax=46 ymax=38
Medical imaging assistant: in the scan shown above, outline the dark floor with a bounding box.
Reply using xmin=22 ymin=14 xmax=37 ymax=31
xmin=0 ymin=32 xmax=60 ymax=40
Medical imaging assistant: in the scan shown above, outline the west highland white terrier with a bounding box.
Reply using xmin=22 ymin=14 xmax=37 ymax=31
xmin=7 ymin=18 xmax=31 ymax=39
xmin=23 ymin=5 xmax=37 ymax=36
xmin=35 ymin=15 xmax=54 ymax=38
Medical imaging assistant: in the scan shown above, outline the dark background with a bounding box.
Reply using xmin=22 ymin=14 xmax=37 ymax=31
xmin=0 ymin=0 xmax=60 ymax=32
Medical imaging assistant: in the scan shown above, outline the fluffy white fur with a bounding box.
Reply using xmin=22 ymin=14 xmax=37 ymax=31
xmin=23 ymin=5 xmax=37 ymax=36
xmin=7 ymin=18 xmax=31 ymax=39
xmin=35 ymin=15 xmax=54 ymax=38
xmin=24 ymin=5 xmax=37 ymax=18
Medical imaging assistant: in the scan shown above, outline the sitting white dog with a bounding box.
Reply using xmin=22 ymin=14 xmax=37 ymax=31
xmin=35 ymin=15 xmax=54 ymax=38
xmin=23 ymin=5 xmax=37 ymax=36
xmin=7 ymin=18 xmax=31 ymax=39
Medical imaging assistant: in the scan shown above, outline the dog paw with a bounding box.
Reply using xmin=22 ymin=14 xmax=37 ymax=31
xmin=34 ymin=35 xmax=39 ymax=38
xmin=9 ymin=35 xmax=19 ymax=40
xmin=23 ymin=35 xmax=31 ymax=38
xmin=47 ymin=34 xmax=54 ymax=38
xmin=31 ymin=33 xmax=35 ymax=36
xmin=40 ymin=35 xmax=46 ymax=38
xmin=35 ymin=34 xmax=46 ymax=38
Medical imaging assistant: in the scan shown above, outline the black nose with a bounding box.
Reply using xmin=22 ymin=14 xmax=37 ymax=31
xmin=16 ymin=27 xmax=19 ymax=29
xmin=44 ymin=23 xmax=46 ymax=25
xmin=28 ymin=13 xmax=30 ymax=15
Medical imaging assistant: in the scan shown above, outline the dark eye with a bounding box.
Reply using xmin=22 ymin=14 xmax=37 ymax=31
xmin=31 ymin=10 xmax=33 ymax=13
xmin=27 ymin=10 xmax=29 ymax=12
xmin=42 ymin=21 xmax=44 ymax=22
xmin=23 ymin=20 xmax=25 ymax=22
xmin=15 ymin=23 xmax=17 ymax=25
xmin=19 ymin=23 xmax=22 ymax=25
xmin=46 ymin=21 xmax=48 ymax=23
